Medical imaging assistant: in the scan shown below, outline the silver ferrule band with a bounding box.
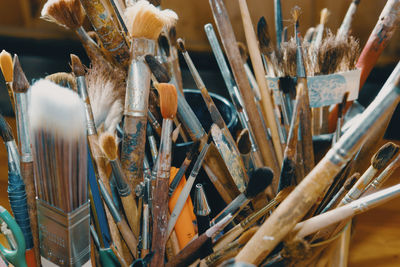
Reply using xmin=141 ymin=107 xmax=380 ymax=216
xmin=15 ymin=93 xmax=32 ymax=162
xmin=77 ymin=76 xmax=97 ymax=136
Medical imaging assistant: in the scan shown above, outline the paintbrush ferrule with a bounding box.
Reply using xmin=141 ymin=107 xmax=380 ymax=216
xmin=147 ymin=111 xmax=161 ymax=133
xmin=5 ymin=141 xmax=20 ymax=174
xmin=110 ymin=160 xmax=131 ymax=197
xmin=142 ymin=203 xmax=150 ymax=250
xmin=14 ymin=93 xmax=32 ymax=162
xmin=148 ymin=135 xmax=158 ymax=163
xmin=76 ymin=76 xmax=97 ymax=136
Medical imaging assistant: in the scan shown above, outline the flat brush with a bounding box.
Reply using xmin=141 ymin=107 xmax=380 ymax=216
xmin=337 ymin=0 xmax=361 ymax=39
xmin=211 ymin=167 xmax=273 ymax=226
xmin=178 ymin=38 xmax=248 ymax=192
xmin=0 ymin=50 xmax=15 ymax=112
xmin=151 ymin=82 xmax=178 ymax=267
xmin=165 ymin=214 xmax=233 ymax=267
xmin=100 ymin=132 xmax=140 ymax=238
xmin=214 ymin=186 xmax=293 ymax=252
xmin=12 ymin=56 xmax=40 ymax=266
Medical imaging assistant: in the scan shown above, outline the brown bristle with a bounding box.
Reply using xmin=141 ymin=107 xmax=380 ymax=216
xmin=169 ymin=26 xmax=177 ymax=47
xmin=176 ymin=38 xmax=186 ymax=53
xmin=320 ymin=8 xmax=330 ymax=26
xmin=124 ymin=0 xmax=178 ymax=40
xmin=41 ymin=0 xmax=85 ymax=30
xmin=371 ymin=142 xmax=400 ymax=170
xmin=172 ymin=123 xmax=181 ymax=143
xmin=99 ymin=132 xmax=118 ymax=161
xmin=344 ymin=173 xmax=360 ymax=190
xmin=236 ymin=128 xmax=251 ymax=155
xmin=148 ymin=0 xmax=161 ymax=6
xmin=291 ymin=6 xmax=301 ymax=22
xmin=145 ymin=54 xmax=171 ymax=83
xmin=275 ymin=186 xmax=294 ymax=203
xmin=70 ymin=54 xmax=85 ymax=77
xmin=237 ymin=226 xmax=259 ymax=245
xmin=257 ymin=16 xmax=272 ymax=54
xmin=12 ymin=55 xmax=29 ymax=93
xmin=237 ymin=42 xmax=248 ymax=63
xmin=0 ymin=50 xmax=13 ymax=82
xmin=45 ymin=72 xmax=77 ymax=91
xmin=155 ymin=83 xmax=177 ymax=119
xmin=281 ymin=237 xmax=311 ymax=261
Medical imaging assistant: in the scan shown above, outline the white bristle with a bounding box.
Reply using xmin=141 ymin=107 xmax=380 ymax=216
xmin=29 ymin=79 xmax=86 ymax=139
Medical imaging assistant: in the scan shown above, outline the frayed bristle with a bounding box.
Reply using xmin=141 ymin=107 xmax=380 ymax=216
xmin=371 ymin=142 xmax=400 ymax=170
xmin=158 ymin=35 xmax=171 ymax=57
xmin=176 ymin=38 xmax=186 ymax=53
xmin=257 ymin=16 xmax=271 ymax=54
xmin=145 ymin=54 xmax=170 ymax=83
xmin=12 ymin=55 xmax=30 ymax=93
xmin=99 ymin=132 xmax=118 ymax=161
xmin=320 ymin=8 xmax=330 ymax=25
xmin=237 ymin=42 xmax=248 ymax=64
xmin=0 ymin=50 xmax=13 ymax=82
xmin=70 ymin=54 xmax=85 ymax=77
xmin=236 ymin=128 xmax=251 ymax=155
xmin=41 ymin=0 xmax=85 ymax=30
xmin=125 ymin=0 xmax=178 ymax=39
xmin=275 ymin=186 xmax=294 ymax=203
xmin=291 ymin=6 xmax=301 ymax=22
xmin=45 ymin=72 xmax=77 ymax=91
xmin=0 ymin=114 xmax=14 ymax=142
xmin=245 ymin=167 xmax=274 ymax=198
xmin=237 ymin=226 xmax=259 ymax=245
xmin=29 ymin=79 xmax=86 ymax=140
xmin=155 ymin=83 xmax=177 ymax=119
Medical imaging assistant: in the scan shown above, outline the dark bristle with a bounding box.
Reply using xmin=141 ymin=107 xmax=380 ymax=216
xmin=148 ymin=0 xmax=161 ymax=6
xmin=344 ymin=173 xmax=359 ymax=190
xmin=145 ymin=55 xmax=170 ymax=83
xmin=372 ymin=142 xmax=400 ymax=169
xmin=245 ymin=167 xmax=274 ymax=198
xmin=187 ymin=140 xmax=201 ymax=160
xmin=257 ymin=16 xmax=271 ymax=53
xmin=279 ymin=76 xmax=296 ymax=94
xmin=277 ymin=158 xmax=296 ymax=193
xmin=237 ymin=42 xmax=248 ymax=63
xmin=158 ymin=35 xmax=171 ymax=57
xmin=70 ymin=54 xmax=85 ymax=77
xmin=12 ymin=55 xmax=30 ymax=93
xmin=169 ymin=27 xmax=177 ymax=47
xmin=237 ymin=129 xmax=251 ymax=155
xmin=177 ymin=38 xmax=186 ymax=53
xmin=0 ymin=114 xmax=14 ymax=142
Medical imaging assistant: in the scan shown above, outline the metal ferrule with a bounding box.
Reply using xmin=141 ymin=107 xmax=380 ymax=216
xmin=147 ymin=111 xmax=161 ymax=131
xmin=157 ymin=119 xmax=173 ymax=177
xmin=110 ymin=160 xmax=131 ymax=197
xmin=6 ymin=141 xmax=20 ymax=174
xmin=6 ymin=145 xmax=18 ymax=173
xmin=350 ymin=183 xmax=400 ymax=213
xmin=327 ymin=63 xmax=400 ymax=166
xmin=77 ymin=76 xmax=97 ymax=136
xmin=194 ymin=184 xmax=211 ymax=216
xmin=14 ymin=93 xmax=32 ymax=162
xmin=125 ymin=39 xmax=155 ymax=118
xmin=142 ymin=203 xmax=149 ymax=250
xmin=148 ymin=136 xmax=158 ymax=163
xmin=191 ymin=143 xmax=210 ymax=178
xmin=98 ymin=180 xmax=121 ymax=222
xmin=212 ymin=193 xmax=248 ymax=225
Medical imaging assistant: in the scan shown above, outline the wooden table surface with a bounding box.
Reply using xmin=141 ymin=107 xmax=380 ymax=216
xmin=0 ymin=117 xmax=399 ymax=266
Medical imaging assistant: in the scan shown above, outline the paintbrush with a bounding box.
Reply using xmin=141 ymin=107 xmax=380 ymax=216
xmin=178 ymin=38 xmax=249 ymax=192
xmin=194 ymin=183 xmax=213 ymax=258
xmin=29 ymin=79 xmax=90 ymax=266
xmin=0 ymin=115 xmax=19 ymax=175
xmin=12 ymin=56 xmax=40 ymax=266
xmin=122 ymin=2 xmax=177 ymax=190
xmin=165 ymin=214 xmax=233 ymax=267
xmin=141 ymin=177 xmax=151 ymax=257
xmin=71 ymin=54 xmax=125 ymax=255
xmin=337 ymin=0 xmax=362 ymax=39
xmin=313 ymin=8 xmax=330 ymax=49
xmin=304 ymin=27 xmax=316 ymax=43
xmin=257 ymin=17 xmax=277 ymax=77
xmin=167 ymin=132 xmax=212 ymax=237
xmin=237 ymin=0 xmax=284 ymax=165
xmin=274 ymin=0 xmax=283 ymax=46
xmin=100 ymin=132 xmax=140 ymax=238
xmin=332 ymin=92 xmax=349 ymax=144
xmin=150 ymin=82 xmax=177 ymax=267
xmin=0 ymin=50 xmax=15 ymax=112
xmin=235 ymin=62 xmax=400 ymax=265
xmin=169 ymin=140 xmax=200 ymax=196
xmin=209 ymin=0 xmax=281 ymax=177
xmin=45 ymin=72 xmax=77 ymax=91
xmin=147 ymin=122 xmax=159 ymax=164
xmin=214 ymin=186 xmax=293 ymax=252
xmin=168 ymin=26 xmax=184 ymax=93
xmin=210 ymin=167 xmax=273 ymax=226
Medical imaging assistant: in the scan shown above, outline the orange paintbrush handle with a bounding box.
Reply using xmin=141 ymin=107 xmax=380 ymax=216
xmin=25 ymin=249 xmax=37 ymax=267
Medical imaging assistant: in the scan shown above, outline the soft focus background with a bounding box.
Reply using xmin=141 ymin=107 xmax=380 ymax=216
xmin=0 ymin=0 xmax=399 ymax=266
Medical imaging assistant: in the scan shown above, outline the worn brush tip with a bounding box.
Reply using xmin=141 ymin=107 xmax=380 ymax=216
xmin=177 ymin=38 xmax=186 ymax=53
xmin=0 ymin=114 xmax=14 ymax=142
xmin=237 ymin=42 xmax=248 ymax=63
xmin=372 ymin=142 xmax=400 ymax=170
xmin=236 ymin=128 xmax=251 ymax=155
xmin=45 ymin=72 xmax=77 ymax=91
xmin=187 ymin=140 xmax=201 ymax=160
xmin=344 ymin=173 xmax=360 ymax=190
xmin=70 ymin=54 xmax=85 ymax=77
xmin=0 ymin=50 xmax=13 ymax=82
xmin=155 ymin=83 xmax=178 ymax=119
xmin=246 ymin=167 xmax=274 ymax=198
xmin=320 ymin=8 xmax=330 ymax=25
xmin=257 ymin=16 xmax=270 ymax=50
xmin=99 ymin=132 xmax=118 ymax=161
xmin=291 ymin=6 xmax=301 ymax=23
xmin=158 ymin=35 xmax=171 ymax=57
xmin=12 ymin=55 xmax=29 ymax=93
xmin=145 ymin=55 xmax=171 ymax=83
xmin=275 ymin=186 xmax=294 ymax=203
xmin=278 ymin=76 xmax=296 ymax=94
xmin=41 ymin=0 xmax=85 ymax=30
xmin=238 ymin=226 xmax=259 ymax=245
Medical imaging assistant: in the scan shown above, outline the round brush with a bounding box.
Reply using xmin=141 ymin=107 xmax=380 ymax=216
xmin=0 ymin=50 xmax=15 ymax=112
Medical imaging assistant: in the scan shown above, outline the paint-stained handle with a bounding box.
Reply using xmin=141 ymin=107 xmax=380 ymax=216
xmin=121 ymin=116 xmax=147 ymax=190
xmin=116 ymin=219 xmax=138 ymax=258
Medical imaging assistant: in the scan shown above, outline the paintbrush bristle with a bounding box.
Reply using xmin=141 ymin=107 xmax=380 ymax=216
xmin=245 ymin=167 xmax=274 ymax=198
xmin=145 ymin=55 xmax=170 ymax=83
xmin=0 ymin=50 xmax=13 ymax=82
xmin=257 ymin=16 xmax=272 ymax=54
xmin=320 ymin=8 xmax=330 ymax=26
xmin=155 ymin=83 xmax=177 ymax=119
xmin=275 ymin=186 xmax=294 ymax=203
xmin=0 ymin=114 xmax=14 ymax=143
xmin=237 ymin=42 xmax=248 ymax=64
xmin=70 ymin=54 xmax=85 ymax=77
xmin=124 ymin=0 xmax=177 ymax=40
xmin=29 ymin=79 xmax=86 ymax=139
xmin=291 ymin=6 xmax=301 ymax=23
xmin=176 ymin=38 xmax=186 ymax=53
xmin=371 ymin=142 xmax=400 ymax=170
xmin=12 ymin=55 xmax=29 ymax=93
xmin=41 ymin=0 xmax=85 ymax=30
xmin=99 ymin=132 xmax=118 ymax=161
xmin=237 ymin=226 xmax=259 ymax=245
xmin=45 ymin=72 xmax=77 ymax=91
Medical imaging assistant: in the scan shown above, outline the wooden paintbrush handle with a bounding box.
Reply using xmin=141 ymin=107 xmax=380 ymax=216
xmin=20 ymin=161 xmax=40 ymax=267
xmin=235 ymin=157 xmax=342 ymax=265
xmin=116 ymin=218 xmax=138 ymax=257
xmin=165 ymin=234 xmax=209 ymax=267
xmin=214 ymin=224 xmax=243 ymax=251
xmin=121 ymin=116 xmax=147 ymax=190
xmin=120 ymin=194 xmax=139 ymax=238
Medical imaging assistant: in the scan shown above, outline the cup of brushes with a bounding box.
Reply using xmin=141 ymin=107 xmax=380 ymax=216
xmin=1 ymin=0 xmax=400 ymax=266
